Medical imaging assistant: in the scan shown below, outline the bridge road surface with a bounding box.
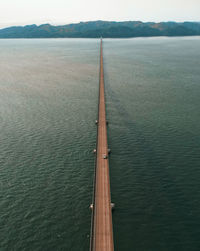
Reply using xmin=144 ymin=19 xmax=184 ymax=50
xmin=91 ymin=39 xmax=114 ymax=251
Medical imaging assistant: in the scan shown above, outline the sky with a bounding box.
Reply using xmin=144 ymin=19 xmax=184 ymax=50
xmin=0 ymin=0 xmax=200 ymax=28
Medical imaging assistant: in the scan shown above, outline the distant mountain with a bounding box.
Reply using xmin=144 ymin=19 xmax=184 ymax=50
xmin=0 ymin=21 xmax=200 ymax=38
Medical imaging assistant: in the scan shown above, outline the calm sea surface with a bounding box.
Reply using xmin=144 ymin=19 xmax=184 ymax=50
xmin=0 ymin=37 xmax=200 ymax=251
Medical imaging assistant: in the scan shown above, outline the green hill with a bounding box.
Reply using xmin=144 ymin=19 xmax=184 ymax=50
xmin=0 ymin=21 xmax=200 ymax=38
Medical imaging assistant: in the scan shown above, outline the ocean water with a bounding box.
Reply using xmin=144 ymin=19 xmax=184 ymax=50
xmin=0 ymin=37 xmax=200 ymax=251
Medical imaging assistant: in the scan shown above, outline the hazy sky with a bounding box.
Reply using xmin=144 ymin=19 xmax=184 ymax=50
xmin=0 ymin=0 xmax=200 ymax=28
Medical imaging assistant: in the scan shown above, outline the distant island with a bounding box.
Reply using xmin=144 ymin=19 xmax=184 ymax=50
xmin=0 ymin=20 xmax=200 ymax=38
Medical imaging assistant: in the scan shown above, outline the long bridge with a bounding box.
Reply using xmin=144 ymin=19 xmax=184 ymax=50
xmin=90 ymin=39 xmax=114 ymax=251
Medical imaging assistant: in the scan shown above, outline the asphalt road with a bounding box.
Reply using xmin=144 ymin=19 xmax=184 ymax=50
xmin=92 ymin=39 xmax=114 ymax=251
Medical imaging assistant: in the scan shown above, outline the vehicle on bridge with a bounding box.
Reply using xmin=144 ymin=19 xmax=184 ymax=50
xmin=103 ymin=154 xmax=107 ymax=159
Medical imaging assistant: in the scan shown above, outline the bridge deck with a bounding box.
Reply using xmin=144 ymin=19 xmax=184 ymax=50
xmin=91 ymin=39 xmax=114 ymax=251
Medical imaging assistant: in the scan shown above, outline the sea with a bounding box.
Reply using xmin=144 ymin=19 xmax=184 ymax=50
xmin=0 ymin=37 xmax=200 ymax=251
